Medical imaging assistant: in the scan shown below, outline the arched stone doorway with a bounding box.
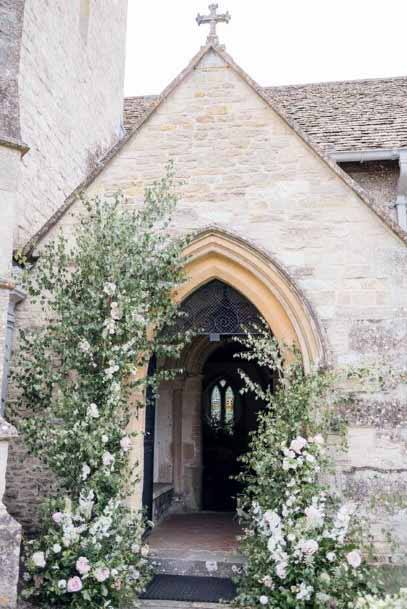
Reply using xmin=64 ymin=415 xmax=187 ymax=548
xmin=150 ymin=279 xmax=272 ymax=518
xmin=139 ymin=229 xmax=326 ymax=521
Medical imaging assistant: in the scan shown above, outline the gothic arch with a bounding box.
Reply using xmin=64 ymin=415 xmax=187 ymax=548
xmin=175 ymin=228 xmax=326 ymax=370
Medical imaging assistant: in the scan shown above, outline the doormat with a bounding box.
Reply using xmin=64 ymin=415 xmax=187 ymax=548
xmin=141 ymin=574 xmax=237 ymax=603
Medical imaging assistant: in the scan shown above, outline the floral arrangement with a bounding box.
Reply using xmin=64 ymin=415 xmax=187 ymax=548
xmin=12 ymin=168 xmax=188 ymax=608
xmin=23 ymin=494 xmax=150 ymax=607
xmin=233 ymin=327 xmax=381 ymax=608
xmin=356 ymin=589 xmax=407 ymax=609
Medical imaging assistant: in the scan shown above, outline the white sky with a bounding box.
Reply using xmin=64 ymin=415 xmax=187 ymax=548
xmin=124 ymin=0 xmax=407 ymax=97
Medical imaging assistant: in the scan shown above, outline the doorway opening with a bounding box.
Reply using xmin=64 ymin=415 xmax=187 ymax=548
xmin=144 ymin=279 xmax=274 ymax=524
xmin=202 ymin=340 xmax=270 ymax=511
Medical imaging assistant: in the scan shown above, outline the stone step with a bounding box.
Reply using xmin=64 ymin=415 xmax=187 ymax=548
xmin=150 ymin=553 xmax=245 ymax=578
xmin=139 ymin=601 xmax=229 ymax=609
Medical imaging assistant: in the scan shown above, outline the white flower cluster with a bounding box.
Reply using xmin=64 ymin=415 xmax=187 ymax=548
xmin=26 ymin=492 xmax=149 ymax=599
xmin=247 ymin=435 xmax=364 ymax=607
xmin=356 ymin=589 xmax=407 ymax=609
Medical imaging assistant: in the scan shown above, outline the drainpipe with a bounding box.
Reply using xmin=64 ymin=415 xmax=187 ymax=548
xmin=331 ymin=147 xmax=407 ymax=231
xmin=1 ymin=287 xmax=25 ymax=416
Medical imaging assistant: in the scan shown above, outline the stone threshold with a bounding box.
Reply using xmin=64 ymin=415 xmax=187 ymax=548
xmin=139 ymin=601 xmax=230 ymax=609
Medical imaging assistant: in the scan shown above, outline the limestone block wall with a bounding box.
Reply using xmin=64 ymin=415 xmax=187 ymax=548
xmin=16 ymin=0 xmax=128 ymax=248
xmin=339 ymin=161 xmax=399 ymax=221
xmin=0 ymin=146 xmax=22 ymax=408
xmin=8 ymin=48 xmax=407 ymax=556
xmin=0 ymin=0 xmax=25 ymax=144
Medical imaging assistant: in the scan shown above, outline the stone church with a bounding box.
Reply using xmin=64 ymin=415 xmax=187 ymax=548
xmin=1 ymin=0 xmax=407 ymax=576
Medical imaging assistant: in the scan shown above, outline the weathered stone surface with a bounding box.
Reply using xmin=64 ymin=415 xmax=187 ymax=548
xmin=0 ymin=417 xmax=20 ymax=609
xmin=0 ymin=512 xmax=21 ymax=609
xmin=0 ymin=0 xmax=25 ymax=144
xmin=16 ymin=0 xmax=128 ymax=246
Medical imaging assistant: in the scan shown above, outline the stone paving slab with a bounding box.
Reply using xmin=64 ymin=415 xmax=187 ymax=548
xmin=138 ymin=601 xmax=230 ymax=609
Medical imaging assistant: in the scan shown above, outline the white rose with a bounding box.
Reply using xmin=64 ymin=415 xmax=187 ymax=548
xmin=103 ymin=282 xmax=116 ymax=296
xmin=259 ymin=595 xmax=269 ymax=605
xmin=87 ymin=403 xmax=99 ymax=418
xmin=102 ymin=452 xmax=114 ymax=467
xmin=53 ymin=543 xmax=62 ymax=553
xmin=290 ymin=436 xmax=307 ymax=454
xmin=32 ymin=551 xmax=46 ymax=568
xmin=346 ymin=549 xmax=362 ymax=568
xmin=101 ymin=434 xmax=109 ymax=444
xmin=313 ymin=434 xmax=325 ymax=445
xmin=94 ymin=566 xmax=110 ymax=582
xmin=78 ymin=339 xmax=91 ymax=353
xmin=296 ymin=583 xmax=313 ymax=601
xmin=297 ymin=538 xmax=319 ymax=557
xmin=327 ymin=551 xmax=336 ymax=562
xmin=82 ymin=463 xmax=91 ymax=480
xmin=58 ymin=579 xmax=67 ymax=590
xmin=304 ymin=505 xmax=324 ymax=529
xmin=120 ymin=436 xmax=132 ymax=452
xmin=76 ymin=556 xmax=91 ymax=575
xmin=275 ymin=562 xmax=287 ymax=579
xmin=263 ymin=510 xmax=281 ymax=530
xmin=262 ymin=575 xmax=274 ymax=589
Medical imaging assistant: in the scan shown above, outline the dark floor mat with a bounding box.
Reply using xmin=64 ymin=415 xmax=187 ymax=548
xmin=141 ymin=574 xmax=237 ymax=602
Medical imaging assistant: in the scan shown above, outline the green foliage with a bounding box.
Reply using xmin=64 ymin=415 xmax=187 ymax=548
xmin=233 ymin=323 xmax=381 ymax=609
xmin=12 ymin=167 xmax=188 ymax=608
xmin=355 ymin=588 xmax=407 ymax=609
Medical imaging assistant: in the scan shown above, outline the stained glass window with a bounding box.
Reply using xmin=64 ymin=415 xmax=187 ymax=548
xmin=210 ymin=385 xmax=222 ymax=421
xmin=208 ymin=380 xmax=235 ymax=431
xmin=225 ymin=386 xmax=234 ymax=423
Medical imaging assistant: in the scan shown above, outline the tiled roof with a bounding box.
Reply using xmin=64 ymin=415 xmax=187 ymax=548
xmin=124 ymin=76 xmax=407 ymax=153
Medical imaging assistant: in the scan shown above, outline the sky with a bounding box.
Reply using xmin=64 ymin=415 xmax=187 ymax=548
xmin=124 ymin=0 xmax=407 ymax=97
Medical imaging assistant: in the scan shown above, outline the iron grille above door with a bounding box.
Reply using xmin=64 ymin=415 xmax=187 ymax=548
xmin=178 ymin=280 xmax=261 ymax=336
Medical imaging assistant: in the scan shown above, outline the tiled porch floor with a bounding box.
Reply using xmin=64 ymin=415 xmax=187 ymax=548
xmin=147 ymin=512 xmax=242 ymax=563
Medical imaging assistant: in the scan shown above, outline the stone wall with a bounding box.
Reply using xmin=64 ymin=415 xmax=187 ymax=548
xmin=8 ymin=48 xmax=407 ymax=557
xmin=340 ymin=161 xmax=399 ymax=220
xmin=16 ymin=0 xmax=128 ymax=248
xmin=0 ymin=0 xmax=25 ymax=145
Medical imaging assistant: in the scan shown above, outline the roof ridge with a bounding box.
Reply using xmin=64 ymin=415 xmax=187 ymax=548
xmin=265 ymin=74 xmax=407 ymax=91
xmin=124 ymin=74 xmax=407 ymax=101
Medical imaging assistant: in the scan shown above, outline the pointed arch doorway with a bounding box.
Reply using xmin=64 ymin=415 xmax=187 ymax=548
xmin=142 ymin=230 xmax=326 ymax=521
xmin=148 ymin=279 xmax=272 ymax=518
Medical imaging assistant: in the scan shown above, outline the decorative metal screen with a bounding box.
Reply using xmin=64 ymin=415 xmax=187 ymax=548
xmin=178 ymin=279 xmax=261 ymax=336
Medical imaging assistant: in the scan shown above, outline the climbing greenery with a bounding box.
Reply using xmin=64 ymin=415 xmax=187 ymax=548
xmin=12 ymin=168 xmax=188 ymax=609
xmin=234 ymin=324 xmax=383 ymax=609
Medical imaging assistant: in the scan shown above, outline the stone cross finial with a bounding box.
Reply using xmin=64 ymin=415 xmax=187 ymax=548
xmin=196 ymin=4 xmax=231 ymax=45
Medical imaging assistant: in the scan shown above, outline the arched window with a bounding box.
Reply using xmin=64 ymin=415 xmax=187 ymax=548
xmin=209 ymin=379 xmax=236 ymax=430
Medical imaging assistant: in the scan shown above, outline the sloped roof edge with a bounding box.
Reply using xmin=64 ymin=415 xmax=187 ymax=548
xmin=21 ymin=42 xmax=407 ymax=257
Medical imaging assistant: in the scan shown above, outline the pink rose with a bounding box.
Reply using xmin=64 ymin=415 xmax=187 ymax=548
xmin=52 ymin=512 xmax=63 ymax=524
xmin=76 ymin=556 xmax=91 ymax=575
xmin=67 ymin=576 xmax=83 ymax=593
